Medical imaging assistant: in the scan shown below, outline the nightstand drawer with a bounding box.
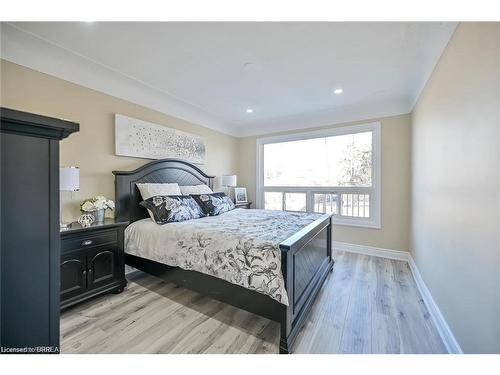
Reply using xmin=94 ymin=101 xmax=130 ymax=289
xmin=61 ymin=230 xmax=118 ymax=252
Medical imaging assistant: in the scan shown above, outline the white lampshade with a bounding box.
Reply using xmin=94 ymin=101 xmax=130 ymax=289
xmin=221 ymin=175 xmax=237 ymax=187
xmin=60 ymin=166 xmax=80 ymax=191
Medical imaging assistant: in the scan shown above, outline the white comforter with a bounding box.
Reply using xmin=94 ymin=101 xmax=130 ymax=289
xmin=125 ymin=208 xmax=322 ymax=305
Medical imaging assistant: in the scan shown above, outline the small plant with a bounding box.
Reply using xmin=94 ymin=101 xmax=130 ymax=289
xmin=80 ymin=196 xmax=115 ymax=213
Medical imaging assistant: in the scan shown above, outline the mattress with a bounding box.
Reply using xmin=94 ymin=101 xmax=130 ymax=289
xmin=125 ymin=208 xmax=322 ymax=305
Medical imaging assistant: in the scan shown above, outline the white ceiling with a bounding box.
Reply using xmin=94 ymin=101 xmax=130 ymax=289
xmin=1 ymin=22 xmax=457 ymax=137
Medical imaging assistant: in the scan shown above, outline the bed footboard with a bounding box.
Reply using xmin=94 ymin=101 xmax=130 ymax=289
xmin=278 ymin=214 xmax=333 ymax=353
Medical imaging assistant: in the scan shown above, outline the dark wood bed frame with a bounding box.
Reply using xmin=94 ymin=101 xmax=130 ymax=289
xmin=113 ymin=158 xmax=334 ymax=353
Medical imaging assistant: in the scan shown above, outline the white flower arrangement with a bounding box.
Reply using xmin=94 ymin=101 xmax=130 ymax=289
xmin=80 ymin=196 xmax=115 ymax=212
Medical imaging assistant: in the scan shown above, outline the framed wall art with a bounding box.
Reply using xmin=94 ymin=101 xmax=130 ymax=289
xmin=115 ymin=114 xmax=206 ymax=164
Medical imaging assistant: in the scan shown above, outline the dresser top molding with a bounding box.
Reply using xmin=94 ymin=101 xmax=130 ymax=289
xmin=1 ymin=107 xmax=79 ymax=140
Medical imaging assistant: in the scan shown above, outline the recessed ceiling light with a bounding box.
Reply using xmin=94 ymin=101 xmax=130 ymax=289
xmin=243 ymin=62 xmax=261 ymax=73
xmin=334 ymin=88 xmax=343 ymax=95
xmin=246 ymin=108 xmax=254 ymax=113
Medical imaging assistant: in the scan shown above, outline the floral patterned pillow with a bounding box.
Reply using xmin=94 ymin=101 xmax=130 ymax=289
xmin=140 ymin=195 xmax=204 ymax=224
xmin=191 ymin=192 xmax=235 ymax=216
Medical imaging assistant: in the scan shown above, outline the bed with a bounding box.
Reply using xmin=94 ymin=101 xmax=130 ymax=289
xmin=113 ymin=159 xmax=333 ymax=353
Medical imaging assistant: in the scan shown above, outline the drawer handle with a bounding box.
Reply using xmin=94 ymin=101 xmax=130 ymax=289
xmin=81 ymin=239 xmax=93 ymax=246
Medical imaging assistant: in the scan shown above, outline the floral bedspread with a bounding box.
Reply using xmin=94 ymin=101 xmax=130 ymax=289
xmin=124 ymin=208 xmax=323 ymax=305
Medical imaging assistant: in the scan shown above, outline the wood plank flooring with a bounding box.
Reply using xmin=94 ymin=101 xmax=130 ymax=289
xmin=61 ymin=251 xmax=447 ymax=354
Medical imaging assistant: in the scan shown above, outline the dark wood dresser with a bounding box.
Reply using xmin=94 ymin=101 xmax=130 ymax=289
xmin=60 ymin=219 xmax=128 ymax=310
xmin=0 ymin=108 xmax=79 ymax=352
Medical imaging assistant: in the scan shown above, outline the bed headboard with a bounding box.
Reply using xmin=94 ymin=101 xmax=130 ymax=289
xmin=113 ymin=158 xmax=215 ymax=223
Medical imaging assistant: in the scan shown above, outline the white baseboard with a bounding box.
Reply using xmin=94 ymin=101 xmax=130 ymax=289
xmin=333 ymin=241 xmax=463 ymax=354
xmin=406 ymin=256 xmax=463 ymax=354
xmin=333 ymin=241 xmax=410 ymax=262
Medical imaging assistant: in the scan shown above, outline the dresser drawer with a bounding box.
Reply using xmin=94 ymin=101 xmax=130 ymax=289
xmin=61 ymin=230 xmax=118 ymax=253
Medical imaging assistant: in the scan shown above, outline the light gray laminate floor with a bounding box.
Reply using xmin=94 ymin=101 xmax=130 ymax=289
xmin=60 ymin=251 xmax=447 ymax=354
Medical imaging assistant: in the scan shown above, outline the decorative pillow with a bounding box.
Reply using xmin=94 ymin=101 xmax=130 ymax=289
xmin=136 ymin=183 xmax=183 ymax=221
xmin=179 ymin=184 xmax=213 ymax=195
xmin=140 ymin=195 xmax=204 ymax=224
xmin=191 ymin=192 xmax=235 ymax=216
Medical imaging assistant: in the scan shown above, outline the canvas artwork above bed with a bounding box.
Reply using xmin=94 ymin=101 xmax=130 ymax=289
xmin=115 ymin=114 xmax=206 ymax=164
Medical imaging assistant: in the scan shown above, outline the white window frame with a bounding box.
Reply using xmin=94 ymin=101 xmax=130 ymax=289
xmin=256 ymin=122 xmax=381 ymax=229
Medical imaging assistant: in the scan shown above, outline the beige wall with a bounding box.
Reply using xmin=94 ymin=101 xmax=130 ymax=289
xmin=0 ymin=60 xmax=240 ymax=222
xmin=238 ymin=113 xmax=412 ymax=251
xmin=412 ymin=23 xmax=500 ymax=353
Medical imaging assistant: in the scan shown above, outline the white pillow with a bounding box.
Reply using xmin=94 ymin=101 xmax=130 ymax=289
xmin=180 ymin=184 xmax=213 ymax=195
xmin=136 ymin=183 xmax=182 ymax=222
xmin=136 ymin=183 xmax=182 ymax=200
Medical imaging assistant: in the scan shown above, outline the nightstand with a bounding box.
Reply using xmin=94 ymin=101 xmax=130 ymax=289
xmin=60 ymin=219 xmax=129 ymax=310
xmin=235 ymin=201 xmax=252 ymax=209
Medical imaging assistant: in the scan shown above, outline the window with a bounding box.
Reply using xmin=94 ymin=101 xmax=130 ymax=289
xmin=256 ymin=122 xmax=381 ymax=228
xmin=284 ymin=192 xmax=307 ymax=212
xmin=313 ymin=193 xmax=338 ymax=215
xmin=264 ymin=192 xmax=307 ymax=212
xmin=264 ymin=192 xmax=282 ymax=210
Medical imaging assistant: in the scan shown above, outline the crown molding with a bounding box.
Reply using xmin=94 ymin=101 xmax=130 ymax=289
xmin=236 ymin=96 xmax=411 ymax=137
xmin=409 ymin=22 xmax=458 ymax=111
xmin=1 ymin=23 xmax=239 ymax=137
